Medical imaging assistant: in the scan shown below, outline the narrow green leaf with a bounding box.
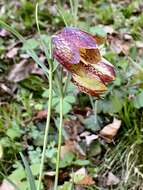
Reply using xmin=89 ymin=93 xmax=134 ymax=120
xmin=0 ymin=20 xmax=49 ymax=77
xmin=0 ymin=20 xmax=25 ymax=41
xmin=20 ymin=152 xmax=36 ymax=190
xmin=22 ymin=38 xmax=39 ymax=50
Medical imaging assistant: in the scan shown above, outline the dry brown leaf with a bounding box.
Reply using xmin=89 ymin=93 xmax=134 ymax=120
xmin=99 ymin=118 xmax=121 ymax=143
xmin=0 ymin=80 xmax=17 ymax=101
xmin=33 ymin=110 xmax=48 ymax=121
xmin=73 ymin=168 xmax=95 ymax=186
xmin=123 ymin=33 xmax=132 ymax=41
xmin=108 ymin=33 xmax=131 ymax=55
xmin=6 ymin=59 xmax=43 ymax=82
xmin=6 ymin=47 xmax=18 ymax=59
xmin=75 ymin=167 xmax=87 ymax=175
xmin=80 ymin=131 xmax=91 ymax=137
xmin=110 ymin=38 xmax=124 ymax=54
xmin=121 ymin=43 xmax=130 ymax=55
xmin=106 ymin=172 xmax=120 ymax=186
xmin=44 ymin=175 xmax=54 ymax=190
xmin=0 ymin=83 xmax=15 ymax=97
xmin=76 ymin=175 xmax=95 ymax=186
xmin=104 ymin=25 xmax=114 ymax=34
xmin=0 ymin=180 xmax=15 ymax=190
xmin=63 ymin=119 xmax=84 ymax=140
xmin=73 ymin=106 xmax=92 ymax=116
xmin=60 ymin=140 xmax=85 ymax=159
xmin=85 ymin=134 xmax=98 ymax=146
xmin=136 ymin=41 xmax=143 ymax=48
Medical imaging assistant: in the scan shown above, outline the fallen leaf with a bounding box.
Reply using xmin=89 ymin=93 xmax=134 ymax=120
xmin=80 ymin=131 xmax=91 ymax=137
xmin=72 ymin=167 xmax=95 ymax=186
xmin=33 ymin=110 xmax=48 ymax=121
xmin=104 ymin=25 xmax=114 ymax=34
xmin=44 ymin=175 xmax=54 ymax=190
xmin=123 ymin=33 xmax=132 ymax=41
xmin=0 ymin=80 xmax=17 ymax=101
xmin=121 ymin=42 xmax=130 ymax=55
xmin=73 ymin=106 xmax=92 ymax=116
xmin=60 ymin=144 xmax=73 ymax=160
xmin=60 ymin=140 xmax=85 ymax=159
xmin=99 ymin=118 xmax=121 ymax=143
xmin=106 ymin=172 xmax=120 ymax=186
xmin=63 ymin=119 xmax=84 ymax=140
xmin=6 ymin=59 xmax=43 ymax=82
xmin=0 ymin=29 xmax=9 ymax=37
xmin=136 ymin=41 xmax=143 ymax=49
xmin=110 ymin=39 xmax=122 ymax=54
xmin=6 ymin=47 xmax=18 ymax=59
xmin=108 ymin=33 xmax=130 ymax=55
xmin=76 ymin=175 xmax=95 ymax=186
xmin=0 ymin=180 xmax=15 ymax=190
xmin=85 ymin=134 xmax=98 ymax=146
xmin=0 ymin=83 xmax=15 ymax=97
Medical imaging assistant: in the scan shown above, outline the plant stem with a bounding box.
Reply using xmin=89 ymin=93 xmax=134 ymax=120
xmin=37 ymin=63 xmax=53 ymax=190
xmin=54 ymin=95 xmax=63 ymax=190
xmin=89 ymin=95 xmax=98 ymax=116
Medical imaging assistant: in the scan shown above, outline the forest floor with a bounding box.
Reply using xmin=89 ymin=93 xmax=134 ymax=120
xmin=0 ymin=0 xmax=143 ymax=189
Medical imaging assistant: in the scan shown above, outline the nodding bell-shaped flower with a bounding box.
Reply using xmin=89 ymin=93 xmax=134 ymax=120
xmin=52 ymin=27 xmax=115 ymax=97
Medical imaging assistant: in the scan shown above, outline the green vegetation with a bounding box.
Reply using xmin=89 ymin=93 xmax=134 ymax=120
xmin=0 ymin=0 xmax=143 ymax=189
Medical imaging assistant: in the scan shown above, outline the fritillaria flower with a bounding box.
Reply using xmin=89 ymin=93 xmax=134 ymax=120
xmin=52 ymin=27 xmax=115 ymax=96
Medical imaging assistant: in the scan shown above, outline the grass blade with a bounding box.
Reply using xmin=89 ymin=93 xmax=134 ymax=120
xmin=20 ymin=152 xmax=36 ymax=190
xmin=0 ymin=20 xmax=49 ymax=77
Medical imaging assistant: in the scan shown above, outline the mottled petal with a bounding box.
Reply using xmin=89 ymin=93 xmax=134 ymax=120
xmin=52 ymin=27 xmax=101 ymax=67
xmin=92 ymin=58 xmax=116 ymax=82
xmin=58 ymin=27 xmax=98 ymax=49
xmin=71 ymin=64 xmax=107 ymax=96
xmin=52 ymin=35 xmax=80 ymax=67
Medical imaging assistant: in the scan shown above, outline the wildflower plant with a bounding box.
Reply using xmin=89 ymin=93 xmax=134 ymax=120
xmin=0 ymin=2 xmax=116 ymax=190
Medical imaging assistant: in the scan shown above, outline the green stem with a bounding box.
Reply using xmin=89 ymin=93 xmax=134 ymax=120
xmin=54 ymin=95 xmax=63 ymax=190
xmin=89 ymin=95 xmax=98 ymax=116
xmin=37 ymin=64 xmax=53 ymax=190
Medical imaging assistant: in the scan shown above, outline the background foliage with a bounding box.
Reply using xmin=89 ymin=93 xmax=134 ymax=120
xmin=0 ymin=0 xmax=143 ymax=189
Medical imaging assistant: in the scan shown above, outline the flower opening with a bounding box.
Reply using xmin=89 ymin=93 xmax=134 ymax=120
xmin=52 ymin=27 xmax=115 ymax=97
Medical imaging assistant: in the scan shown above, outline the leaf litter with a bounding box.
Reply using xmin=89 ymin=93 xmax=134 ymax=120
xmin=6 ymin=59 xmax=44 ymax=82
xmin=99 ymin=118 xmax=121 ymax=143
xmin=1 ymin=0 xmax=143 ymax=189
